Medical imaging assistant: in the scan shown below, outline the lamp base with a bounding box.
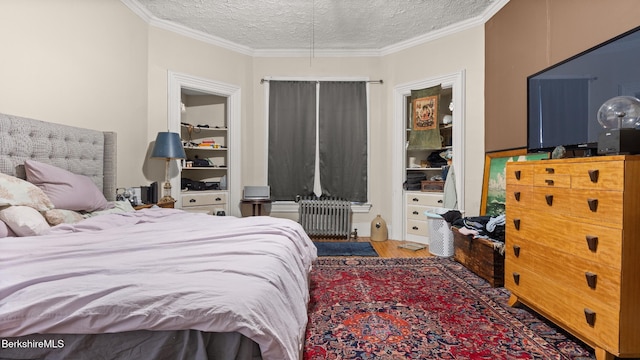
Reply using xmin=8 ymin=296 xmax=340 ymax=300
xmin=158 ymin=195 xmax=176 ymax=204
xmin=159 ymin=180 xmax=175 ymax=205
xmin=597 ymin=128 xmax=640 ymax=155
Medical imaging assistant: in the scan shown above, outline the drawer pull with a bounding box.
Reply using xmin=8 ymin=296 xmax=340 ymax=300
xmin=545 ymin=194 xmax=553 ymax=206
xmin=544 ymin=179 xmax=554 ymax=186
xmin=545 ymin=167 xmax=555 ymax=174
xmin=437 ymin=199 xmax=443 ymax=203
xmin=588 ymin=169 xmax=599 ymax=183
xmin=215 ymin=197 xmax=222 ymax=201
xmin=513 ymin=218 xmax=521 ymax=230
xmin=586 ymin=235 xmax=599 ymax=252
xmin=413 ymin=198 xmax=419 ymax=202
xmin=585 ymin=272 xmax=597 ymax=289
xmin=514 ymin=170 xmax=521 ymax=180
xmin=584 ymin=308 xmax=596 ymax=327
xmin=412 ymin=226 xmax=419 ymax=230
xmin=514 ymin=191 xmax=521 ymax=201
xmin=412 ymin=211 xmax=419 ymax=215
xmin=513 ymin=245 xmax=521 ymax=257
xmin=587 ymin=198 xmax=598 ymax=212
xmin=189 ymin=199 xmax=196 ymax=203
xmin=512 ymin=272 xmax=520 ymax=285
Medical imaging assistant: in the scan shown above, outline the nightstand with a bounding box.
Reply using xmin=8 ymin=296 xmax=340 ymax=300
xmin=134 ymin=201 xmax=175 ymax=210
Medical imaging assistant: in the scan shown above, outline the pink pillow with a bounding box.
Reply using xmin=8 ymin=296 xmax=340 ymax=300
xmin=24 ymin=160 xmax=112 ymax=212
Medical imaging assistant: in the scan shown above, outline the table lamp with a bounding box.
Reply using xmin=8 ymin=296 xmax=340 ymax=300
xmin=151 ymin=132 xmax=186 ymax=204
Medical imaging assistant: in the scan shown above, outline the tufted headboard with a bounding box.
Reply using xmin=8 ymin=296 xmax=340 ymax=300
xmin=0 ymin=113 xmax=117 ymax=201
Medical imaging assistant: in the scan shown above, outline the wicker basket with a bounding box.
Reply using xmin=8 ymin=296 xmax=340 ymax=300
xmin=421 ymin=180 xmax=444 ymax=192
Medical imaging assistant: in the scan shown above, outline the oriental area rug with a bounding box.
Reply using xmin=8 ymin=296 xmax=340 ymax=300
xmin=304 ymin=257 xmax=595 ymax=360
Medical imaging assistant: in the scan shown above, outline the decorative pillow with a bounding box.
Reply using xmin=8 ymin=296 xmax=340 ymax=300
xmin=0 ymin=206 xmax=50 ymax=237
xmin=0 ymin=173 xmax=54 ymax=211
xmin=24 ymin=160 xmax=112 ymax=212
xmin=44 ymin=209 xmax=85 ymax=226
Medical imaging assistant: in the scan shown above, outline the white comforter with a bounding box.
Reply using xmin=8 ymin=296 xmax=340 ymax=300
xmin=0 ymin=208 xmax=317 ymax=360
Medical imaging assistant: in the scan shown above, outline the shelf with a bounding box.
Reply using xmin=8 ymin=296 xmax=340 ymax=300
xmin=181 ymin=124 xmax=227 ymax=131
xmin=183 ymin=167 xmax=227 ymax=170
xmin=183 ymin=146 xmax=227 ymax=151
xmin=406 ymin=167 xmax=443 ymax=171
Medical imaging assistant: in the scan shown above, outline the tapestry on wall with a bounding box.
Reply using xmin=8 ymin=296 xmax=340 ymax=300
xmin=407 ymin=84 xmax=442 ymax=150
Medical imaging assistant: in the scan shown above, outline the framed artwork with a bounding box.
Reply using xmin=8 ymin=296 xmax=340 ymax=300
xmin=481 ymin=148 xmax=549 ymax=216
xmin=412 ymin=95 xmax=438 ymax=130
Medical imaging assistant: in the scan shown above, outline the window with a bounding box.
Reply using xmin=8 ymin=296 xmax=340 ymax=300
xmin=267 ymin=80 xmax=368 ymax=203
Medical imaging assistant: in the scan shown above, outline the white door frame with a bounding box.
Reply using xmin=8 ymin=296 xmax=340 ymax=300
xmin=390 ymin=70 xmax=466 ymax=240
xmin=167 ymin=71 xmax=242 ymax=216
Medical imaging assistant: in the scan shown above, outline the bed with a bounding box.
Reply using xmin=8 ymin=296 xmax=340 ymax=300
xmin=0 ymin=112 xmax=317 ymax=360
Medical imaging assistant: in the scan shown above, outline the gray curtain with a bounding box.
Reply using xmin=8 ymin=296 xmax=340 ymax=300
xmin=268 ymin=81 xmax=317 ymax=200
xmin=319 ymin=81 xmax=367 ymax=202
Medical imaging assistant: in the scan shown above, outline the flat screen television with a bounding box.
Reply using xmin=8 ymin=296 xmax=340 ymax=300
xmin=527 ymin=25 xmax=640 ymax=154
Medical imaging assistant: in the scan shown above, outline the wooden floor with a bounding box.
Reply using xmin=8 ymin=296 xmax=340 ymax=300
xmin=315 ymin=237 xmax=433 ymax=258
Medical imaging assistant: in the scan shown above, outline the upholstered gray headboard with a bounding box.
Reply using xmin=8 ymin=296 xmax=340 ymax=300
xmin=0 ymin=113 xmax=117 ymax=201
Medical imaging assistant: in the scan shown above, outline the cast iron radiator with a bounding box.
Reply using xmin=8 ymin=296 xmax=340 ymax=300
xmin=298 ymin=197 xmax=352 ymax=239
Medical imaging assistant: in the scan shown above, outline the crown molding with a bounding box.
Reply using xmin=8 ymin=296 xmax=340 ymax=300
xmin=122 ymin=0 xmax=509 ymax=58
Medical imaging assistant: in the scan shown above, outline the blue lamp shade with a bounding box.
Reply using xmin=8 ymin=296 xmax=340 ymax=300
xmin=151 ymin=132 xmax=186 ymax=159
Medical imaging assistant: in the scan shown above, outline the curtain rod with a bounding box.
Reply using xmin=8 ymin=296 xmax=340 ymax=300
xmin=260 ymin=79 xmax=383 ymax=84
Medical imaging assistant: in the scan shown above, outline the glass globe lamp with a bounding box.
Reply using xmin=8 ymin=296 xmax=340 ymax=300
xmin=597 ymin=96 xmax=640 ymax=155
xmin=597 ymin=96 xmax=640 ymax=129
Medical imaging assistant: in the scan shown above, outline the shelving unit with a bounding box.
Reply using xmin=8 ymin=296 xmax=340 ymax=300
xmin=403 ymin=87 xmax=453 ymax=244
xmin=179 ymin=91 xmax=229 ymax=215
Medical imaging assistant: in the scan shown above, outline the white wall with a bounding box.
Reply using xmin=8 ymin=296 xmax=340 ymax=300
xmin=0 ymin=0 xmax=149 ymax=188
xmin=0 ymin=1 xmax=486 ymax=234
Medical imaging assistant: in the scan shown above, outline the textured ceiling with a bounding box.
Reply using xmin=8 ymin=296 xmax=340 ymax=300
xmin=128 ymin=0 xmax=502 ymax=53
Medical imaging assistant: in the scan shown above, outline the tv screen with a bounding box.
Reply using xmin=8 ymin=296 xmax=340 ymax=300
xmin=527 ymin=25 xmax=640 ymax=153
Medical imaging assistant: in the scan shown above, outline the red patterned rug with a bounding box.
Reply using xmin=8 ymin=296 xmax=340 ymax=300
xmin=304 ymin=257 xmax=595 ymax=359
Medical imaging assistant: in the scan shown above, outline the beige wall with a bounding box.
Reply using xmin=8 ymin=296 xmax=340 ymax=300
xmin=485 ymin=0 xmax=640 ymax=152
xmin=383 ymin=27 xmax=486 ymax=216
xmin=0 ymin=0 xmax=487 ymax=234
xmin=0 ymin=0 xmax=149 ymax=187
xmin=145 ymin=27 xmax=253 ymax=187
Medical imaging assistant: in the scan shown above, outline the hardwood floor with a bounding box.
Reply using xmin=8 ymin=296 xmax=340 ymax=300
xmin=314 ymin=237 xmax=433 ymax=258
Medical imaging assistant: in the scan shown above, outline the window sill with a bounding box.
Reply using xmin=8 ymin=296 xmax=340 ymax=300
xmin=271 ymin=201 xmax=372 ymax=214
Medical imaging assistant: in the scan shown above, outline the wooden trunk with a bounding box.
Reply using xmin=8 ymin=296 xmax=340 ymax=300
xmin=452 ymin=227 xmax=504 ymax=287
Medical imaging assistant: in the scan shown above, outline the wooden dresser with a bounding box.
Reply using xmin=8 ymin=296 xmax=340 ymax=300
xmin=505 ymin=155 xmax=640 ymax=360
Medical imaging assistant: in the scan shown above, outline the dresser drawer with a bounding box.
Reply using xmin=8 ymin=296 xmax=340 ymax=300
xmin=533 ymin=162 xmax=572 ymax=188
xmin=406 ymin=219 xmax=428 ymax=236
xmin=407 ymin=205 xmax=427 ymax=220
xmin=506 ymin=162 xmax=534 ymax=185
xmin=507 ymin=208 xmax=622 ymax=266
xmin=507 ymin=240 xmax=621 ymax=307
xmin=530 ymin=187 xmax=623 ymax=226
xmin=569 ymin=161 xmax=624 ymax=191
xmin=181 ymin=192 xmax=227 ymax=207
xmin=406 ymin=193 xmax=443 ymax=207
xmin=505 ymin=184 xmax=532 ymax=209
xmin=506 ymin=265 xmax=620 ymax=350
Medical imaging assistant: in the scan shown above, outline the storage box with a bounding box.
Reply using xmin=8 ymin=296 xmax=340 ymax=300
xmin=452 ymin=227 xmax=504 ymax=287
xmin=420 ymin=180 xmax=444 ymax=192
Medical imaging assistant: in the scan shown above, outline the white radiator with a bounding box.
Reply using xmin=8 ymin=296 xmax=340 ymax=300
xmin=298 ymin=198 xmax=352 ymax=239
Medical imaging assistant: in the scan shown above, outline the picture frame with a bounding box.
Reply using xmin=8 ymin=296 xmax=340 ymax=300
xmin=481 ymin=148 xmax=549 ymax=216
